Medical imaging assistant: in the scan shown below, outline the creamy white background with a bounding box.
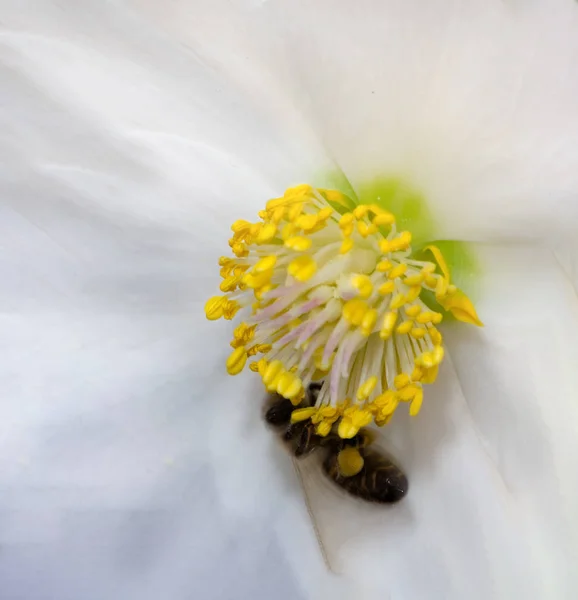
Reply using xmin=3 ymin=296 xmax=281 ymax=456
xmin=1 ymin=1 xmax=578 ymax=599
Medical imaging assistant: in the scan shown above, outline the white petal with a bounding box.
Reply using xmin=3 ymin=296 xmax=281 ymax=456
xmin=1 ymin=0 xmax=340 ymax=227
xmin=297 ymin=244 xmax=578 ymax=599
xmin=555 ymin=240 xmax=578 ymax=295
xmin=3 ymin=3 xmax=578 ymax=599
xmin=123 ymin=0 xmax=578 ymax=242
xmin=0 ymin=190 xmax=341 ymax=597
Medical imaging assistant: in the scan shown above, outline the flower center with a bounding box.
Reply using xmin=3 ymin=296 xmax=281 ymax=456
xmin=205 ymin=184 xmax=481 ymax=439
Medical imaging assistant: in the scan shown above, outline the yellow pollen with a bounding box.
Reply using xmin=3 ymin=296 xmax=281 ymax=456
xmin=378 ymin=281 xmax=395 ymax=295
xmin=339 ymin=213 xmax=355 ymax=237
xmin=295 ymin=214 xmax=318 ymax=231
xmin=343 ymin=299 xmax=369 ymax=326
xmin=374 ymin=390 xmax=398 ymax=415
xmin=340 ymin=238 xmax=354 ymax=254
xmin=285 ymin=236 xmax=312 ymax=251
xmin=410 ymin=327 xmax=427 ymax=339
xmin=396 ymin=320 xmax=413 ymax=335
xmin=405 ymin=304 xmax=421 ymax=317
xmin=436 ymin=276 xmax=449 ymax=298
xmin=231 ymin=242 xmax=248 ymax=257
xmin=316 ymin=421 xmax=332 ymax=437
xmin=409 ymin=387 xmax=424 ymax=416
xmin=388 ymin=263 xmax=408 ymax=280
xmin=231 ymin=219 xmax=251 ymax=234
xmin=286 ymin=202 xmax=304 ymax=222
xmin=357 ymin=376 xmax=378 ymax=400
xmin=254 ymin=256 xmax=277 ymax=272
xmin=243 ymin=271 xmax=272 ymax=289
xmin=290 ymin=407 xmax=317 ymax=422
xmin=390 ymin=294 xmax=407 ymax=310
xmin=263 ymin=360 xmax=284 ymax=387
xmin=353 ymin=205 xmax=370 ymax=219
xmin=288 ymin=255 xmax=317 ymax=281
xmin=281 ymin=223 xmax=298 ymax=240
xmin=257 ymin=223 xmax=277 ymax=243
xmin=376 ymin=260 xmax=392 ymax=272
xmin=222 ymin=300 xmax=240 ymax=320
xmin=357 ymin=221 xmax=377 ymax=237
xmin=338 ymin=447 xmax=365 ymax=477
xmin=380 ymin=311 xmax=398 ymax=339
xmin=226 ymin=346 xmax=248 ymax=375
xmin=351 ymin=274 xmax=373 ymax=298
xmin=394 ymin=374 xmax=411 ymax=389
xmin=430 ymin=329 xmax=443 ymax=346
xmin=404 ymin=273 xmax=425 ymax=286
xmin=405 ymin=285 xmax=422 ymax=302
xmin=361 ymin=308 xmax=378 ymax=336
xmin=276 ymin=371 xmax=303 ymax=401
xmin=372 ymin=212 xmax=395 ymax=226
xmin=205 ymin=296 xmax=226 ymax=320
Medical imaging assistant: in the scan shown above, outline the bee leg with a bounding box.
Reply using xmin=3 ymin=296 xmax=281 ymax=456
xmin=307 ymin=381 xmax=323 ymax=404
xmin=283 ymin=420 xmax=305 ymax=441
xmin=294 ymin=422 xmax=323 ymax=457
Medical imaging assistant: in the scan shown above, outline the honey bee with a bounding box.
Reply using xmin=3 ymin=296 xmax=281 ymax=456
xmin=264 ymin=386 xmax=408 ymax=504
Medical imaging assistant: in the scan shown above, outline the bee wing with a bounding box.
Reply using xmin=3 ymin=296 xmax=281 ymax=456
xmin=291 ymin=435 xmax=412 ymax=578
xmin=291 ymin=452 xmax=399 ymax=576
xmin=291 ymin=457 xmax=335 ymax=573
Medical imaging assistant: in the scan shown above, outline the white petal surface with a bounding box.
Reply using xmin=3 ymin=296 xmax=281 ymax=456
xmin=299 ymin=245 xmax=578 ymax=599
xmin=125 ymin=0 xmax=578 ymax=243
xmin=0 ymin=164 xmax=345 ymax=599
xmin=2 ymin=2 xmax=578 ymax=600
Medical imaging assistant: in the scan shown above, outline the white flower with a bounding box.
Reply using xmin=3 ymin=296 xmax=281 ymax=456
xmin=1 ymin=1 xmax=578 ymax=600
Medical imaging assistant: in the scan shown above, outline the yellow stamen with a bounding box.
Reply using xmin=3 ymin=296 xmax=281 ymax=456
xmin=206 ymin=185 xmax=481 ymax=436
xmin=357 ymin=376 xmax=378 ymax=400
xmin=409 ymin=387 xmax=424 ymax=416
xmin=405 ymin=304 xmax=421 ymax=317
xmin=376 ymin=260 xmax=392 ymax=272
xmin=372 ymin=212 xmax=396 ymax=226
xmin=361 ymin=308 xmax=378 ymax=336
xmin=396 ymin=320 xmax=413 ymax=335
xmin=290 ymin=407 xmax=317 ymax=422
xmin=351 ymin=274 xmax=373 ymax=298
xmin=388 ymin=263 xmax=408 ymax=280
xmin=205 ymin=296 xmax=226 ymax=320
xmin=380 ymin=311 xmax=398 ymax=339
xmin=288 ymin=255 xmax=317 ymax=281
xmin=378 ymin=281 xmax=395 ymax=295
xmin=394 ymin=373 xmax=411 ymax=389
xmin=340 ymin=238 xmax=354 ymax=254
xmin=316 ymin=421 xmax=332 ymax=437
xmin=226 ymin=347 xmax=247 ymax=375
xmin=374 ymin=390 xmax=398 ymax=415
xmin=353 ymin=205 xmax=370 ymax=219
xmin=256 ymin=222 xmax=277 ymax=243
xmin=437 ymin=289 xmax=484 ymax=326
xmin=285 ymin=236 xmax=312 ymax=251
xmin=410 ymin=327 xmax=427 ymax=339
xmin=254 ymin=255 xmax=277 ymax=272
xmin=343 ymin=299 xmax=369 ymax=326
xmin=390 ymin=294 xmax=406 ymax=310
xmin=263 ymin=360 xmax=284 ymax=387
xmin=295 ymin=214 xmax=318 ymax=231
